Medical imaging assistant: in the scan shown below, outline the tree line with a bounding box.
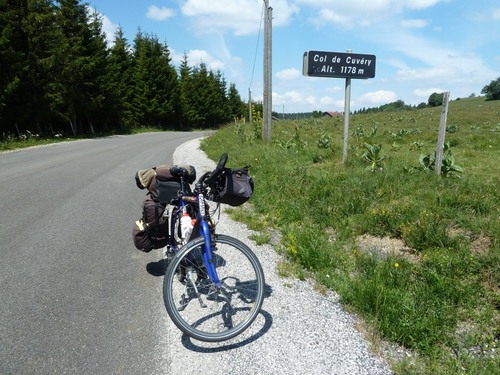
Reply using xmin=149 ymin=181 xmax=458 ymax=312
xmin=0 ymin=0 xmax=247 ymax=138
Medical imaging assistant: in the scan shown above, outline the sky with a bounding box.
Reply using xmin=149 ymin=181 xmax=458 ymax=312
xmin=88 ymin=0 xmax=500 ymax=113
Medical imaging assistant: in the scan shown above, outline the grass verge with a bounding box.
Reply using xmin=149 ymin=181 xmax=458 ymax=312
xmin=201 ymin=97 xmax=499 ymax=374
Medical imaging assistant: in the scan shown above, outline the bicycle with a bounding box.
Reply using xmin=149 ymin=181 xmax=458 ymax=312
xmin=162 ymin=153 xmax=265 ymax=342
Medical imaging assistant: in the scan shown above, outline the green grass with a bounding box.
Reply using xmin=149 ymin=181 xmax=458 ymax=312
xmin=0 ymin=126 xmax=164 ymax=152
xmin=201 ymin=97 xmax=499 ymax=374
xmin=3 ymin=97 xmax=498 ymax=373
xmin=0 ymin=132 xmax=72 ymax=151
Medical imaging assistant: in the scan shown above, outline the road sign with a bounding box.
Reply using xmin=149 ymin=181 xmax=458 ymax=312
xmin=303 ymin=51 xmax=376 ymax=79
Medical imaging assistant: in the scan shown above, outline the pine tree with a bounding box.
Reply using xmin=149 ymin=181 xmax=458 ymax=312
xmin=0 ymin=0 xmax=249 ymax=136
xmin=84 ymin=8 xmax=110 ymax=133
xmin=130 ymin=32 xmax=178 ymax=129
xmin=0 ymin=0 xmax=30 ymax=135
xmin=25 ymin=0 xmax=64 ymax=135
xmin=206 ymin=70 xmax=229 ymax=126
xmin=188 ymin=63 xmax=211 ymax=128
xmin=107 ymin=26 xmax=133 ymax=130
xmin=227 ymin=82 xmax=245 ymax=120
xmin=0 ymin=0 xmax=62 ymax=136
xmin=183 ymin=63 xmax=224 ymax=128
xmin=177 ymin=53 xmax=193 ymax=129
xmin=152 ymin=38 xmax=178 ymax=129
xmin=56 ymin=0 xmax=109 ymax=135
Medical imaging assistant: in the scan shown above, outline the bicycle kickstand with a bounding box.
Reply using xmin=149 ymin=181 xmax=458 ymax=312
xmin=185 ymin=267 xmax=207 ymax=308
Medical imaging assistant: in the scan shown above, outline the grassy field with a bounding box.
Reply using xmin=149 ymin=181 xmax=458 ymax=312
xmin=201 ymin=97 xmax=499 ymax=374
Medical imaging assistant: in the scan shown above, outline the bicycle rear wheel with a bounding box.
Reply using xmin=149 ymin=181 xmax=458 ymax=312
xmin=163 ymin=234 xmax=265 ymax=342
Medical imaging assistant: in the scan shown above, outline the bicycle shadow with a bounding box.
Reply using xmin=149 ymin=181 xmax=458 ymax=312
xmin=180 ymin=307 xmax=273 ymax=352
xmin=146 ymin=259 xmax=167 ymax=276
xmin=180 ymin=283 xmax=274 ymax=352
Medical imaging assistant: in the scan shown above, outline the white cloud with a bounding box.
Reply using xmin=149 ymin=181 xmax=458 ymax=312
xmin=319 ymin=96 xmax=336 ymax=107
xmin=284 ymin=90 xmax=306 ymax=103
xmin=358 ymin=90 xmax=397 ymax=104
xmin=300 ymin=0 xmax=443 ymax=27
xmin=276 ymin=68 xmax=301 ymax=80
xmin=373 ymin=28 xmax=497 ymax=91
xmin=396 ymin=67 xmax=456 ymax=81
xmin=297 ymin=0 xmax=442 ymax=12
xmin=101 ymin=14 xmax=119 ymax=46
xmin=272 ymin=90 xmax=317 ymax=108
xmin=405 ymin=0 xmax=443 ymax=9
xmin=413 ymin=88 xmax=445 ymax=97
xmin=400 ymin=19 xmax=428 ymax=28
xmin=146 ymin=6 xmax=175 ymax=21
xmin=324 ymin=86 xmax=342 ymax=94
xmin=170 ymin=48 xmax=225 ymax=70
xmin=316 ymin=9 xmax=354 ymax=28
xmin=181 ymin=0 xmax=299 ymax=35
xmin=271 ymin=86 xmax=404 ymax=112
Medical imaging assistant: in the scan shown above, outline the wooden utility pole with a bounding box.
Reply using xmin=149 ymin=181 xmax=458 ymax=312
xmin=435 ymin=91 xmax=450 ymax=175
xmin=262 ymin=1 xmax=272 ymax=141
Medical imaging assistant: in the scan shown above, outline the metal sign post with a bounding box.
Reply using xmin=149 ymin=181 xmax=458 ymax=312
xmin=303 ymin=49 xmax=376 ymax=163
xmin=303 ymin=50 xmax=376 ymax=79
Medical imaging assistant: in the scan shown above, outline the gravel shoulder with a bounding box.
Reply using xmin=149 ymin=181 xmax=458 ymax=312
xmin=164 ymin=137 xmax=393 ymax=375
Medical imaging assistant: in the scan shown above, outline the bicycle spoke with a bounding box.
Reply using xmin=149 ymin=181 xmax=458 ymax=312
xmin=163 ymin=235 xmax=265 ymax=342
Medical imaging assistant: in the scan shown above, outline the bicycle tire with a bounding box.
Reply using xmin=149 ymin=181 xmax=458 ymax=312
xmin=163 ymin=234 xmax=265 ymax=342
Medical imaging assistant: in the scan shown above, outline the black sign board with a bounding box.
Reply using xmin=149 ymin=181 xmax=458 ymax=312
xmin=303 ymin=51 xmax=376 ymax=79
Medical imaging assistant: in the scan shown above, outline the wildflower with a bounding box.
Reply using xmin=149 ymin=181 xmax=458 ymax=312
xmin=394 ymin=263 xmax=399 ymax=268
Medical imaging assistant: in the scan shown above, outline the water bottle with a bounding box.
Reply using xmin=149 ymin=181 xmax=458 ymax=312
xmin=180 ymin=212 xmax=193 ymax=244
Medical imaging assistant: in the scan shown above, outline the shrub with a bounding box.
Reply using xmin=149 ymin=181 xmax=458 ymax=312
xmin=360 ymin=143 xmax=385 ymax=172
xmin=481 ymin=77 xmax=500 ymax=100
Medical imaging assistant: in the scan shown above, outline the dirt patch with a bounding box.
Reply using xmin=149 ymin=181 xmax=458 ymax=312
xmin=448 ymin=227 xmax=492 ymax=256
xmin=471 ymin=235 xmax=492 ymax=256
xmin=356 ymin=234 xmax=420 ymax=263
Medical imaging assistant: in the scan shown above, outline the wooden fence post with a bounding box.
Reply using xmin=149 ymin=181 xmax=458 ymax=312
xmin=435 ymin=92 xmax=450 ymax=175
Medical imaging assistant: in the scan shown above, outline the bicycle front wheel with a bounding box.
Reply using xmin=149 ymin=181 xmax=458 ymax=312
xmin=163 ymin=234 xmax=265 ymax=342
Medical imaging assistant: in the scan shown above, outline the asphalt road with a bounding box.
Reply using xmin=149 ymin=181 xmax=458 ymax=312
xmin=1 ymin=132 xmax=393 ymax=375
xmin=0 ymin=132 xmax=208 ymax=374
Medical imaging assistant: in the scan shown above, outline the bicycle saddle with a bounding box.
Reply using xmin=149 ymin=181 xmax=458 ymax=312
xmin=170 ymin=164 xmax=197 ymax=183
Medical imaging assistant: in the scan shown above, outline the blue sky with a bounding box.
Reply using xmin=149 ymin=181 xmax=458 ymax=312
xmin=89 ymin=0 xmax=500 ymax=113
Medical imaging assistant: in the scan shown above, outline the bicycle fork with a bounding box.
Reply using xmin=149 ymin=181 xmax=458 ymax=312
xmin=200 ymin=220 xmax=221 ymax=286
xmin=197 ymin=194 xmax=221 ymax=287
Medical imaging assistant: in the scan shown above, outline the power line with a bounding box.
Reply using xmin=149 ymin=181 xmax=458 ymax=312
xmin=249 ymin=2 xmax=265 ymax=90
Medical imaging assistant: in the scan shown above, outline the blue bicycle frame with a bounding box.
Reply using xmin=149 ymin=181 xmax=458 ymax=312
xmin=169 ymin=191 xmax=221 ymax=288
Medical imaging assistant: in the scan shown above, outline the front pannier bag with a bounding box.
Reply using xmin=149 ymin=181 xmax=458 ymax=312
xmin=211 ymin=166 xmax=254 ymax=206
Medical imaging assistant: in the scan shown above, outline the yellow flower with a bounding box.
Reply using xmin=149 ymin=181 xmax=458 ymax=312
xmin=394 ymin=263 xmax=400 ymax=268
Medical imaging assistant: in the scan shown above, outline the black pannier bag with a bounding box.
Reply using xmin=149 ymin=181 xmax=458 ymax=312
xmin=135 ymin=164 xmax=196 ymax=204
xmin=210 ymin=166 xmax=254 ymax=206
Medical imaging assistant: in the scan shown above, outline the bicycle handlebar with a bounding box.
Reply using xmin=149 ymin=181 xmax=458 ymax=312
xmin=203 ymin=153 xmax=228 ymax=186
